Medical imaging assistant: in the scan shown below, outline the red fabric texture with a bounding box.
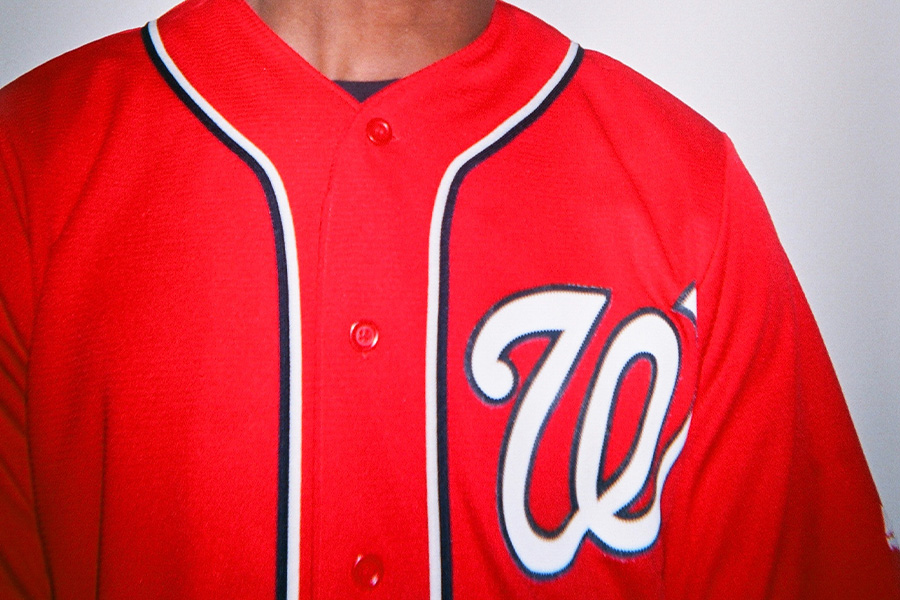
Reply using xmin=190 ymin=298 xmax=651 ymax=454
xmin=1 ymin=0 xmax=898 ymax=597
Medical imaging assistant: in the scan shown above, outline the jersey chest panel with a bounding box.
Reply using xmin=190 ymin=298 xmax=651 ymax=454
xmin=26 ymin=133 xmax=285 ymax=598
xmin=436 ymin=110 xmax=701 ymax=597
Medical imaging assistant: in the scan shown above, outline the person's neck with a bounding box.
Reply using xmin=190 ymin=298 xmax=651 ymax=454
xmin=244 ymin=0 xmax=495 ymax=81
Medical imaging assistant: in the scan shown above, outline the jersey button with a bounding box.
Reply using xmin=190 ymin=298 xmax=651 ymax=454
xmin=352 ymin=553 xmax=384 ymax=589
xmin=350 ymin=321 xmax=379 ymax=352
xmin=366 ymin=118 xmax=392 ymax=145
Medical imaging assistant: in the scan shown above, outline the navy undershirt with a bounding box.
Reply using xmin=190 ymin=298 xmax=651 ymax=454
xmin=335 ymin=80 xmax=396 ymax=102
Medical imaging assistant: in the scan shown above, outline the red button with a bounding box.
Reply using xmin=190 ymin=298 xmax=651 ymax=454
xmin=350 ymin=321 xmax=379 ymax=352
xmin=352 ymin=554 xmax=384 ymax=589
xmin=366 ymin=118 xmax=392 ymax=145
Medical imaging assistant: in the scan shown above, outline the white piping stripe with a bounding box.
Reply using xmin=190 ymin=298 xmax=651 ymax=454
xmin=424 ymin=41 xmax=581 ymax=599
xmin=147 ymin=21 xmax=303 ymax=600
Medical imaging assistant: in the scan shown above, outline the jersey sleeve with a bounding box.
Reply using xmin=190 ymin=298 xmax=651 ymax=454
xmin=663 ymin=137 xmax=900 ymax=599
xmin=0 ymin=125 xmax=52 ymax=599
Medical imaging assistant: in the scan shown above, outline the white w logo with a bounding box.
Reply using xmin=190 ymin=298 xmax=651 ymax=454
xmin=465 ymin=285 xmax=694 ymax=577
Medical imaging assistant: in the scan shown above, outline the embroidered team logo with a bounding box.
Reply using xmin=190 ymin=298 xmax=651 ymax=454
xmin=465 ymin=284 xmax=695 ymax=577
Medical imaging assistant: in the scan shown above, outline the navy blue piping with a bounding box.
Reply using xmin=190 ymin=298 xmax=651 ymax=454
xmin=142 ymin=26 xmax=293 ymax=600
xmin=435 ymin=46 xmax=584 ymax=600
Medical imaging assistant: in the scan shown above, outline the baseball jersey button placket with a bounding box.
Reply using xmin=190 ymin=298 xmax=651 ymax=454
xmin=365 ymin=118 xmax=392 ymax=145
xmin=350 ymin=321 xmax=379 ymax=352
xmin=351 ymin=553 xmax=384 ymax=589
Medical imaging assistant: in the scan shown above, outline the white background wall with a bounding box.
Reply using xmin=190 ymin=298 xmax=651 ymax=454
xmin=2 ymin=0 xmax=898 ymax=525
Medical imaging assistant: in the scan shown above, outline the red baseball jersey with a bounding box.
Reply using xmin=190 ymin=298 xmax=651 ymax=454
xmin=1 ymin=0 xmax=898 ymax=598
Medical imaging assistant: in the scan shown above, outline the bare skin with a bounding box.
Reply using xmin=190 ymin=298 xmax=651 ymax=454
xmin=244 ymin=0 xmax=495 ymax=81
